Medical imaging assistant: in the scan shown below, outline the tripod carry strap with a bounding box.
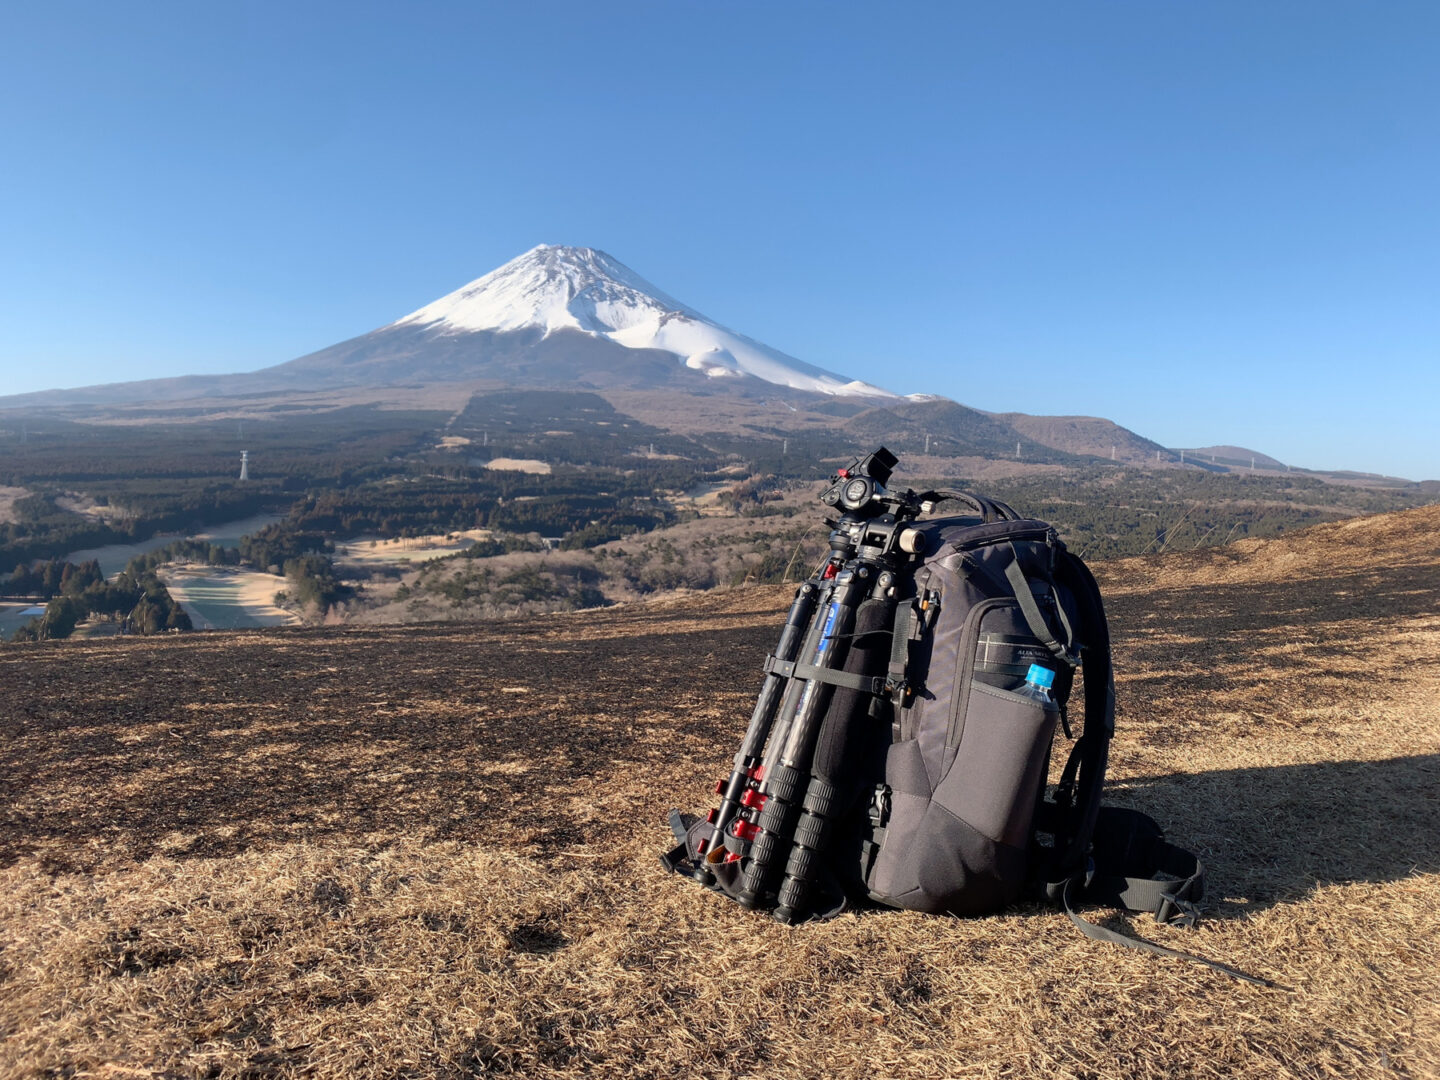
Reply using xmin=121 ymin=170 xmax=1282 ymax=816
xmin=763 ymin=654 xmax=887 ymax=696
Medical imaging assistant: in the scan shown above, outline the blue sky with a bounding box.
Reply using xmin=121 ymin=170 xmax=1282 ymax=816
xmin=1 ymin=2 xmax=1437 ymax=479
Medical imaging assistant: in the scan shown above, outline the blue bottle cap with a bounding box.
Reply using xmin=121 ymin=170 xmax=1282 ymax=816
xmin=1026 ymin=664 xmax=1055 ymax=689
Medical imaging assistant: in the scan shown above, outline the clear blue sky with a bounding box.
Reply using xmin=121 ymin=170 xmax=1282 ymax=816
xmin=2 ymin=2 xmax=1437 ymax=479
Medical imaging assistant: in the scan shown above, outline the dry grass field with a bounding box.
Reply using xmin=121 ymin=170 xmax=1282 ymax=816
xmin=1 ymin=506 xmax=1437 ymax=1079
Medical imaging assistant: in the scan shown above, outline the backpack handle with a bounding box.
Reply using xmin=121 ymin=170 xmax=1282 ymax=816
xmin=920 ymin=489 xmax=1022 ymax=523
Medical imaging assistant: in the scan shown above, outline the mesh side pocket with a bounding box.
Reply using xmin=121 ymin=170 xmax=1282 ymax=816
xmin=875 ymin=683 xmax=1057 ymax=914
xmin=939 ymin=681 xmax=1057 ymax=847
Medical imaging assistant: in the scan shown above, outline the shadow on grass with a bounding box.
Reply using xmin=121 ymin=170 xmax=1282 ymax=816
xmin=1106 ymin=753 xmax=1440 ymax=918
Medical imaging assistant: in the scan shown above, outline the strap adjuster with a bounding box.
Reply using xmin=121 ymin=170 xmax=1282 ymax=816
xmin=1157 ymin=890 xmax=1203 ymax=928
xmin=867 ymin=784 xmax=891 ymax=828
xmin=763 ymin=654 xmax=795 ymax=678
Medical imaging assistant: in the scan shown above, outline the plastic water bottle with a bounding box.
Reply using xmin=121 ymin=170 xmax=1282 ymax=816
xmin=1014 ymin=663 xmax=1055 ymax=704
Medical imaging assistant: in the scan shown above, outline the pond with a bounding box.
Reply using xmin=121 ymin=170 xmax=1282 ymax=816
xmin=64 ymin=513 xmax=286 ymax=577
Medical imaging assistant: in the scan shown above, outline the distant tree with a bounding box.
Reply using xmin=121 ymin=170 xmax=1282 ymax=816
xmin=39 ymin=595 xmax=85 ymax=640
xmin=131 ymin=595 xmax=162 ymax=635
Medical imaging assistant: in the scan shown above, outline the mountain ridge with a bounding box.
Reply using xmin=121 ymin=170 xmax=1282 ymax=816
xmin=0 ymin=244 xmax=1415 ymax=479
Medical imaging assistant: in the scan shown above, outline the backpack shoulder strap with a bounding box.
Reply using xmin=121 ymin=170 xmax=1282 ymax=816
xmin=1047 ymin=550 xmax=1114 ymax=877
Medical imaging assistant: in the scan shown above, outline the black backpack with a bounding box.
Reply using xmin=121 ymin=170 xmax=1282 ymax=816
xmin=663 ymin=448 xmax=1269 ymax=984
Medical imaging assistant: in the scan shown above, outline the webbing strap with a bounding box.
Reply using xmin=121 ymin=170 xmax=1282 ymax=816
xmin=1062 ymin=878 xmax=1277 ymax=987
xmin=887 ymin=600 xmax=914 ymax=694
xmin=763 ymin=655 xmax=885 ymax=696
xmin=1048 ymin=550 xmax=1113 ymax=874
xmin=1003 ymin=551 xmax=1074 ymax=665
xmin=1112 ymin=874 xmax=1201 ymax=927
xmin=1052 ymin=585 xmax=1076 ymax=649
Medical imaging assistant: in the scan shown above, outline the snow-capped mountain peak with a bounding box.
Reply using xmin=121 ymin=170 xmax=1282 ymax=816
xmin=391 ymin=245 xmax=892 ymax=398
xmin=394 ymin=245 xmax=691 ymax=337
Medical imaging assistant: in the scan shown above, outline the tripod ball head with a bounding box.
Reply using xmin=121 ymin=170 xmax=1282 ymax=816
xmin=820 ymin=446 xmax=900 ymax=515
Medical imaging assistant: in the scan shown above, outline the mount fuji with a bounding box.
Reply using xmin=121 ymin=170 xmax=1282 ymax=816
xmin=277 ymin=245 xmax=893 ymax=398
xmin=0 ymin=245 xmax=894 ymax=408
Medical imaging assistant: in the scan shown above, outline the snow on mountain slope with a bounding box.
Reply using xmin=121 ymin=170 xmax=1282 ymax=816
xmin=392 ymin=245 xmax=893 ymax=398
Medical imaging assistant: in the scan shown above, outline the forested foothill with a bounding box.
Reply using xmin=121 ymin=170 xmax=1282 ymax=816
xmin=932 ymin=466 xmax=1430 ymax=561
xmin=2 ymin=390 xmax=1436 ymax=636
xmin=0 ymin=405 xmax=447 ymax=567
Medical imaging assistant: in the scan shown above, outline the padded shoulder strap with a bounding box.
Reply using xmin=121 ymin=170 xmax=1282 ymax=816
xmin=1051 ymin=550 xmax=1114 ymax=873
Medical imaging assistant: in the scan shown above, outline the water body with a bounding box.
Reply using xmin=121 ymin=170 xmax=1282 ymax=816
xmin=194 ymin=513 xmax=285 ymax=548
xmin=0 ymin=603 xmax=48 ymax=638
xmin=64 ymin=513 xmax=285 ymax=577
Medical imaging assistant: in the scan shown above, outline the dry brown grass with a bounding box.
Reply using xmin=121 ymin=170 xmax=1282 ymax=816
xmin=2 ymin=509 xmax=1438 ymax=1078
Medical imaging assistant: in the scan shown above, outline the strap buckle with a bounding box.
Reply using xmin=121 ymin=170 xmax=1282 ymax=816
xmin=1157 ymin=892 xmax=1203 ymax=929
xmin=763 ymin=654 xmax=795 ymax=678
xmin=868 ymin=784 xmax=892 ymax=829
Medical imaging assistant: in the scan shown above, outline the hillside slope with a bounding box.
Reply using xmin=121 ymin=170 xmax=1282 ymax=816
xmin=990 ymin=411 xmax=1168 ymax=464
xmin=1 ymin=510 xmax=1437 ymax=1078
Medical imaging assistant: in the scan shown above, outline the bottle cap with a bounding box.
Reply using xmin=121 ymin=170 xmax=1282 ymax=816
xmin=1026 ymin=664 xmax=1055 ymax=689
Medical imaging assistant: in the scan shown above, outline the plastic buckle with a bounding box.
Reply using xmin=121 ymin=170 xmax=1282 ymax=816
xmin=1158 ymin=892 xmax=1202 ymax=929
xmin=868 ymin=785 xmax=891 ymax=829
xmin=884 ymin=675 xmax=913 ymax=708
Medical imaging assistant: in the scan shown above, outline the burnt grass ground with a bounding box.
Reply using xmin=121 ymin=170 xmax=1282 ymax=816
xmin=1 ymin=507 xmax=1438 ymax=1078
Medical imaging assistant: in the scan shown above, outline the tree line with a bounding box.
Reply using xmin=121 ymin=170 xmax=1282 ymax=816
xmin=6 ymin=558 xmax=191 ymax=642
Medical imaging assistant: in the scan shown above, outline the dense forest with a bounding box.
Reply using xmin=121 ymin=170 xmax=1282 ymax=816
xmin=0 ymin=406 xmax=448 ymax=565
xmin=940 ymin=467 xmax=1427 ymax=559
xmin=6 ymin=558 xmax=190 ymax=641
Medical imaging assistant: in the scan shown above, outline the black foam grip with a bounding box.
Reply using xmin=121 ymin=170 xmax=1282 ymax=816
xmin=810 ymin=597 xmax=895 ymax=783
